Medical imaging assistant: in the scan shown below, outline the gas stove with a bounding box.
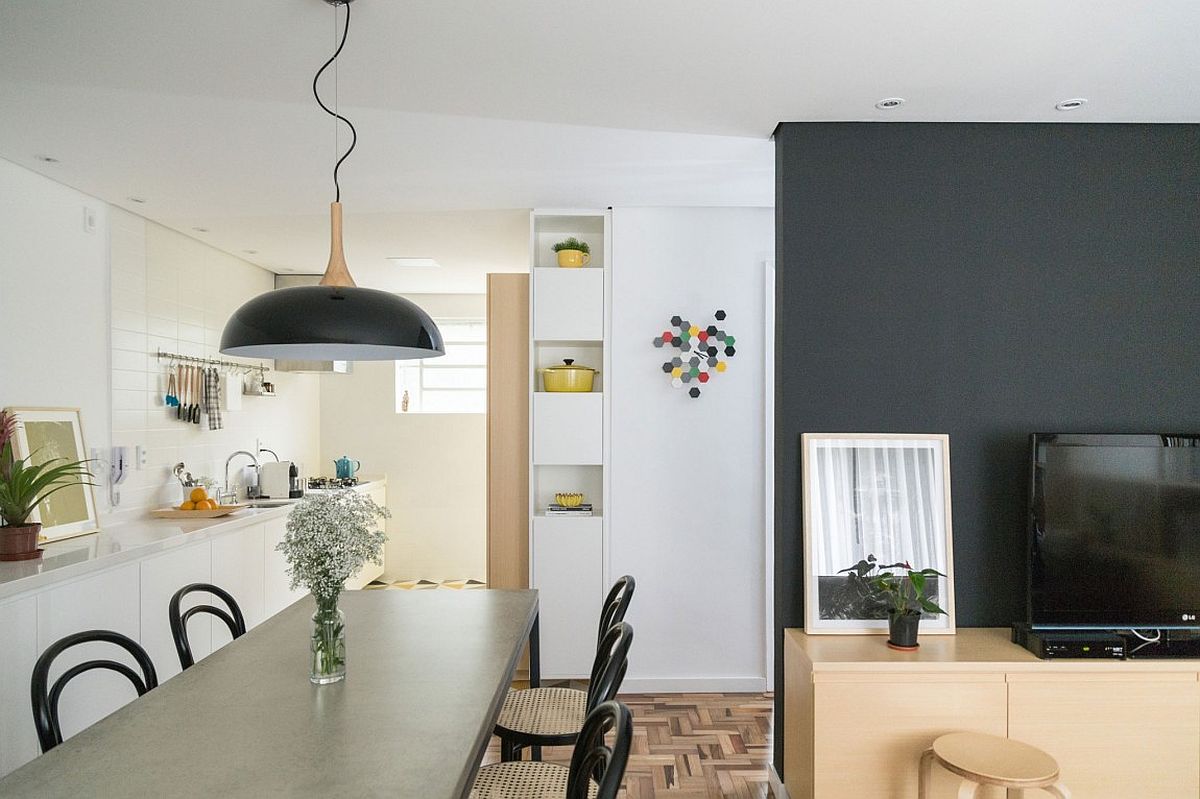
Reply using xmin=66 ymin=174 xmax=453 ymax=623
xmin=307 ymin=476 xmax=360 ymax=490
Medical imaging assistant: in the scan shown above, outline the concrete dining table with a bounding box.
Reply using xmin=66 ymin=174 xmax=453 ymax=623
xmin=0 ymin=589 xmax=539 ymax=798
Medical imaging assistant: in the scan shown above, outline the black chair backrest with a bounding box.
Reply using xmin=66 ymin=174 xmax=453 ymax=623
xmin=585 ymin=621 xmax=633 ymax=713
xmin=567 ymin=700 xmax=634 ymax=799
xmin=31 ymin=629 xmax=158 ymax=753
xmin=596 ymin=575 xmax=635 ymax=645
xmin=169 ymin=582 xmax=246 ymax=670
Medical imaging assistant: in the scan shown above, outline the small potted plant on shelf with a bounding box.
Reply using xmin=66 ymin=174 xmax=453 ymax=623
xmin=279 ymin=490 xmax=389 ymax=684
xmin=553 ymin=237 xmax=591 ymax=268
xmin=0 ymin=410 xmax=94 ymax=561
xmin=839 ymin=554 xmax=947 ymax=650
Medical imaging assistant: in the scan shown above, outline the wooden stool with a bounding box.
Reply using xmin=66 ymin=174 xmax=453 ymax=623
xmin=918 ymin=732 xmax=1071 ymax=798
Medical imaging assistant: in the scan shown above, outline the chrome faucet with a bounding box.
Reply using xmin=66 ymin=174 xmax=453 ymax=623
xmin=258 ymin=447 xmax=280 ymax=462
xmin=224 ymin=450 xmax=261 ymax=503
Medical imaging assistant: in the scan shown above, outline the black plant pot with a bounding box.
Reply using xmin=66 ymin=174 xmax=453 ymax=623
xmin=887 ymin=612 xmax=921 ymax=650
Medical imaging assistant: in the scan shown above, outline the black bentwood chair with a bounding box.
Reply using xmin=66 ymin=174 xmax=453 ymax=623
xmin=168 ymin=582 xmax=247 ymax=670
xmin=471 ymin=700 xmax=634 ymax=799
xmin=496 ymin=620 xmax=634 ymax=762
xmin=31 ymin=630 xmax=158 ymax=753
xmin=495 ymin=576 xmax=635 ymax=762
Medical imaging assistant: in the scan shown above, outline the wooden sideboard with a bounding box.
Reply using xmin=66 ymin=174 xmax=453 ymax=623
xmin=784 ymin=628 xmax=1200 ymax=798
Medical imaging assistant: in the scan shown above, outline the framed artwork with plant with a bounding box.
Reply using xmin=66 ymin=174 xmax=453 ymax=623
xmin=2 ymin=407 xmax=99 ymax=546
xmin=802 ymin=433 xmax=956 ymax=635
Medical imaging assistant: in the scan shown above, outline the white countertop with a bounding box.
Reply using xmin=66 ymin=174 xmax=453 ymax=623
xmin=0 ymin=478 xmax=385 ymax=602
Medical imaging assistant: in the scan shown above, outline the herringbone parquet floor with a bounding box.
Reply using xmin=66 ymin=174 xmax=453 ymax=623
xmin=482 ymin=693 xmax=775 ymax=798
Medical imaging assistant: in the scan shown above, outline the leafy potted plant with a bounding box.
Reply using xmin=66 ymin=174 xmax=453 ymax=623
xmin=553 ymin=237 xmax=591 ymax=268
xmin=839 ymin=554 xmax=947 ymax=650
xmin=0 ymin=410 xmax=94 ymax=561
xmin=279 ymin=490 xmax=388 ymax=684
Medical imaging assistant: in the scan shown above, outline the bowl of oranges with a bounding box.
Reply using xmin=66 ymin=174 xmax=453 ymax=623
xmin=152 ymin=486 xmax=246 ymax=519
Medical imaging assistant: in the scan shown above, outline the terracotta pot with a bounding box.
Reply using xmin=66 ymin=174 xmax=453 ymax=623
xmin=0 ymin=523 xmax=43 ymax=561
xmin=887 ymin=611 xmax=920 ymax=650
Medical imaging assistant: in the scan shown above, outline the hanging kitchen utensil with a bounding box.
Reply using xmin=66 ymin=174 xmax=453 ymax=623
xmin=177 ymin=364 xmax=187 ymax=419
xmin=165 ymin=368 xmax=178 ymax=407
xmin=186 ymin=365 xmax=196 ymax=423
xmin=191 ymin=367 xmax=202 ymax=424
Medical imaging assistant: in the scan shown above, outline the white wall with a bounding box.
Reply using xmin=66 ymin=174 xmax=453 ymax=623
xmin=0 ymin=158 xmax=111 ymax=507
xmin=108 ymin=210 xmax=321 ymax=516
xmin=610 ymin=207 xmax=773 ymax=691
xmin=1 ymin=158 xmax=321 ymax=520
xmin=319 ymin=294 xmax=487 ymax=582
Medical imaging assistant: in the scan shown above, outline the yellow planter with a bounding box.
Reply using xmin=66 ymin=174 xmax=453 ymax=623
xmin=556 ymin=249 xmax=591 ymax=268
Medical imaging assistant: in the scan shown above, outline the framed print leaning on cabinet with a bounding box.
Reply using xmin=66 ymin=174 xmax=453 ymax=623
xmin=5 ymin=407 xmax=100 ymax=542
xmin=803 ymin=433 xmax=955 ymax=634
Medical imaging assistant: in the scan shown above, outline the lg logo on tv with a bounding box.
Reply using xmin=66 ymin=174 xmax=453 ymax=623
xmin=1183 ymin=614 xmax=1197 ymax=622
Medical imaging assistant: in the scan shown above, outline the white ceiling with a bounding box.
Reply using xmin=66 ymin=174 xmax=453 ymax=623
xmin=1 ymin=1 xmax=1196 ymax=291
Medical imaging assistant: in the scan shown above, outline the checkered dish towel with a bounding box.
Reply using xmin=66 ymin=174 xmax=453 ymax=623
xmin=204 ymin=367 xmax=223 ymax=430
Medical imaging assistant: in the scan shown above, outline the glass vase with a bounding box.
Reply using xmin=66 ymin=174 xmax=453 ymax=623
xmin=310 ymin=595 xmax=346 ymax=684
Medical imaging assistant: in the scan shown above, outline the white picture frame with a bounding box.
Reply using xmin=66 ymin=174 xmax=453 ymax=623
xmin=5 ymin=407 xmax=100 ymax=543
xmin=802 ymin=433 xmax=956 ymax=635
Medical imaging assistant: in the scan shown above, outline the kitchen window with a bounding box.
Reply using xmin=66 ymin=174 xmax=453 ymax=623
xmin=395 ymin=318 xmax=486 ymax=414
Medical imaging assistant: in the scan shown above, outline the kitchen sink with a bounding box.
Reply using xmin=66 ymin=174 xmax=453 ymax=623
xmin=248 ymin=500 xmax=297 ymax=508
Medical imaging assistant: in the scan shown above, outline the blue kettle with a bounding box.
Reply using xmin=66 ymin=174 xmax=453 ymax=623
xmin=334 ymin=456 xmax=361 ymax=479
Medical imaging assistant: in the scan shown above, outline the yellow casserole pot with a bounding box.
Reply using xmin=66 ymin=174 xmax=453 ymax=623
xmin=539 ymin=359 xmax=597 ymax=392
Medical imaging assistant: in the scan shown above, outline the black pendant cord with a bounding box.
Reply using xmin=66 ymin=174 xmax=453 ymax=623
xmin=312 ymin=1 xmax=357 ymax=202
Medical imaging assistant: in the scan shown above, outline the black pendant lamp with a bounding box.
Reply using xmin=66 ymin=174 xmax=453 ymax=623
xmin=220 ymin=0 xmax=443 ymax=362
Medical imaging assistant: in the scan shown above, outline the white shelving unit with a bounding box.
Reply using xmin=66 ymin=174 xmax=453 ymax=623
xmin=528 ymin=209 xmax=611 ymax=679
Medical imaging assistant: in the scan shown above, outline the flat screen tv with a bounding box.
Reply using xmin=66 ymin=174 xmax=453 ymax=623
xmin=1028 ymin=433 xmax=1200 ymax=629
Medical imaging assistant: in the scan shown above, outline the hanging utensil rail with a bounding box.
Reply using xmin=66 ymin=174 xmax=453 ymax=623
xmin=156 ymin=350 xmax=268 ymax=375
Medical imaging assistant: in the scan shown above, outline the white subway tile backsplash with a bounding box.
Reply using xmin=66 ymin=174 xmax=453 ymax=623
xmin=146 ymin=315 xmax=177 ymax=339
xmin=111 ymin=370 xmax=149 ymax=391
xmin=111 ymin=309 xmax=147 ymax=334
xmin=111 ymin=349 xmax=148 ymax=372
xmin=111 ymin=329 xmax=147 ymax=353
xmin=109 ymin=218 xmax=320 ymax=513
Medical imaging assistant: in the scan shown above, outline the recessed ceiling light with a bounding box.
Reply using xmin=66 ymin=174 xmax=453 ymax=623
xmin=127 ymin=196 xmax=147 ymax=204
xmin=35 ymin=155 xmax=60 ymax=163
xmin=387 ymin=257 xmax=441 ymax=269
xmin=192 ymin=227 xmax=210 ymax=233
xmin=875 ymin=97 xmax=905 ymax=110
xmin=1055 ymin=98 xmax=1088 ymax=111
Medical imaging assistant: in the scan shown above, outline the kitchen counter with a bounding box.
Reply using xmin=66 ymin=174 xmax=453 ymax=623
xmin=0 ymin=478 xmax=386 ymax=602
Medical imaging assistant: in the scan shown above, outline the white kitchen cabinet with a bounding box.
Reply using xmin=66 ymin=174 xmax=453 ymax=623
xmin=211 ymin=524 xmax=266 ymax=648
xmin=531 ymin=516 xmax=603 ymax=678
xmin=532 ymin=268 xmax=604 ymax=342
xmin=532 ymin=393 xmax=603 ymax=465
xmin=36 ymin=563 xmax=141 ymax=743
xmin=264 ymin=517 xmax=306 ymax=615
xmin=139 ymin=541 xmax=213 ymax=681
xmin=0 ymin=596 xmax=39 ymax=775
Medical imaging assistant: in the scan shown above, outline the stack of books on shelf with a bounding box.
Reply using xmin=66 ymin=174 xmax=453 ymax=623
xmin=545 ymin=503 xmax=594 ymax=517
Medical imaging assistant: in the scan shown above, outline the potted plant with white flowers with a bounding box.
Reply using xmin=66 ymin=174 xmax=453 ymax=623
xmin=279 ymin=490 xmax=388 ymax=684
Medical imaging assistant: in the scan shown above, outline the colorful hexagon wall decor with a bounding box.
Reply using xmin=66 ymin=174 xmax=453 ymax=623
xmin=651 ymin=310 xmax=735 ymax=398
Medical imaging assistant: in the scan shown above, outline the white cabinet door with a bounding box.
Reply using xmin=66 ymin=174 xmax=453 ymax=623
xmin=0 ymin=596 xmax=39 ymax=777
xmin=264 ymin=516 xmax=306 ymax=616
xmin=345 ymin=484 xmax=387 ymax=590
xmin=36 ymin=563 xmax=141 ymax=742
xmin=532 ymin=516 xmax=604 ymax=678
xmin=532 ymin=268 xmax=604 ymax=341
xmin=139 ymin=541 xmax=212 ymax=681
xmin=211 ymin=525 xmax=266 ymax=649
xmin=532 ymin=393 xmax=603 ymax=465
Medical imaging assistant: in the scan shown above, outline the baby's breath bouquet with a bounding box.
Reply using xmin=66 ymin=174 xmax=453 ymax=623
xmin=280 ymin=490 xmax=389 ymax=683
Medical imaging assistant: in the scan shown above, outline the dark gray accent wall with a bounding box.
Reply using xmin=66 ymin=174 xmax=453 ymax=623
xmin=773 ymin=122 xmax=1200 ymax=774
